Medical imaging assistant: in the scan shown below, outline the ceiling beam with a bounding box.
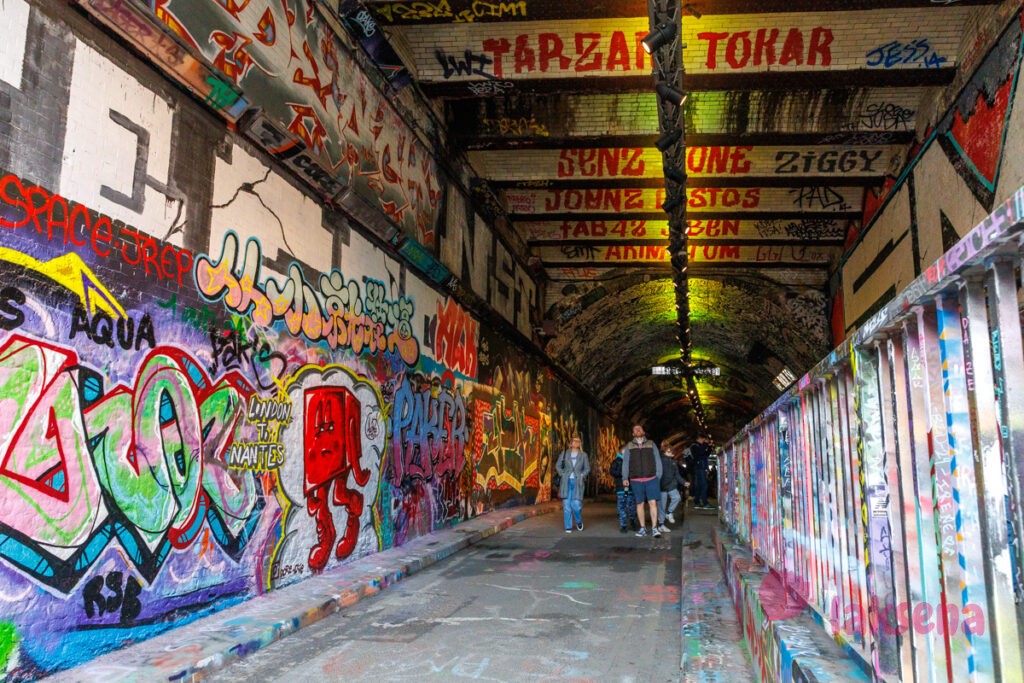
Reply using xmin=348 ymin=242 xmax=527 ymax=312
xmin=468 ymin=146 xmax=905 ymax=183
xmin=456 ymin=130 xmax=915 ymax=150
xmin=421 ymin=67 xmax=954 ymax=97
xmin=535 ymin=237 xmax=845 ymax=247
xmin=492 ymin=176 xmax=883 ymax=189
xmin=369 ymin=0 xmax=1000 ymax=25
xmin=544 ymin=259 xmax=834 ymax=269
xmin=513 ymin=211 xmax=859 ymax=221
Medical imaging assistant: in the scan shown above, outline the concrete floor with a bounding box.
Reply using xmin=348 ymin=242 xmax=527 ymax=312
xmin=201 ymin=499 xmax=749 ymax=682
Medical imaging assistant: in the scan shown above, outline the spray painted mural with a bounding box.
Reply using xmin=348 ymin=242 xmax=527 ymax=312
xmin=468 ymin=324 xmax=609 ymax=509
xmin=73 ymin=0 xmax=446 ymax=245
xmin=721 ymin=187 xmax=1024 ymax=682
xmin=0 ymin=4 xmax=602 ymax=678
xmin=841 ymin=12 xmax=1024 ymax=333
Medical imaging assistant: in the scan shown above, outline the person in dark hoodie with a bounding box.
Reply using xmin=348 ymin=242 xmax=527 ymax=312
xmin=690 ymin=434 xmax=714 ymax=508
xmin=610 ymin=449 xmax=639 ymax=533
xmin=656 ymin=445 xmax=687 ymax=532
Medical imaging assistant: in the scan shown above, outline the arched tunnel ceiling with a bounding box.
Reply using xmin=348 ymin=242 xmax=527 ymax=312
xmin=369 ymin=0 xmax=1001 ymax=444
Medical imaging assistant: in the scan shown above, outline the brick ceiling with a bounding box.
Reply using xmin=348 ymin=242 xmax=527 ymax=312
xmin=368 ymin=0 xmax=1000 ymax=448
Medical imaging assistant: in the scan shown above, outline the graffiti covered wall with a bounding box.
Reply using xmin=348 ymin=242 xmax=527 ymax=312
xmin=0 ymin=1 xmax=598 ymax=678
xmin=472 ymin=324 xmax=594 ymax=505
xmin=840 ymin=11 xmax=1024 ymax=334
xmin=720 ymin=185 xmax=1024 ymax=681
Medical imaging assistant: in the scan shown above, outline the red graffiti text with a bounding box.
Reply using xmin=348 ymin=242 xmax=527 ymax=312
xmin=543 ymin=188 xmax=648 ymax=212
xmin=435 ymin=298 xmax=478 ymax=377
xmin=697 ymin=27 xmax=833 ymax=70
xmin=557 ymin=148 xmax=645 ymax=178
xmin=0 ymin=172 xmax=194 ymax=286
xmin=482 ymin=31 xmax=652 ymax=78
xmin=686 ymin=147 xmax=753 ymax=175
xmin=559 ymin=220 xmax=657 ymax=239
xmin=686 ymin=220 xmax=740 ymax=237
xmin=688 ymin=188 xmax=760 ymax=208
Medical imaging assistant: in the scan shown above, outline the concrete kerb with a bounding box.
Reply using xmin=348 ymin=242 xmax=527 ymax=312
xmin=713 ymin=528 xmax=871 ymax=682
xmin=49 ymin=501 xmax=561 ymax=683
xmin=679 ymin=516 xmax=755 ymax=678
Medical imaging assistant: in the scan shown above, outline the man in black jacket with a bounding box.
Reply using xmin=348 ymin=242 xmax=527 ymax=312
xmin=690 ymin=435 xmax=714 ymax=508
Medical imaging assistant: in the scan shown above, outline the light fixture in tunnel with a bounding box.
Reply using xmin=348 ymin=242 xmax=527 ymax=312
xmin=656 ymin=83 xmax=687 ymax=107
xmin=664 ymin=165 xmax=687 ymax=185
xmin=772 ymin=367 xmax=797 ymax=392
xmin=642 ymin=22 xmax=677 ymax=54
xmin=655 ymin=128 xmax=682 ymax=152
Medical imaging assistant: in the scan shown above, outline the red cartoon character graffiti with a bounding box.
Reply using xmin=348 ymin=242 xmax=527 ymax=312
xmin=303 ymin=386 xmax=369 ymax=572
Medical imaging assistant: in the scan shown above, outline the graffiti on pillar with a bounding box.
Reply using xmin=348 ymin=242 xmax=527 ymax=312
xmin=470 ymin=332 xmax=594 ymax=503
xmin=387 ymin=370 xmax=471 ymax=535
xmin=719 ymin=178 xmax=1024 ymax=680
xmin=471 ymin=390 xmax=525 ymax=491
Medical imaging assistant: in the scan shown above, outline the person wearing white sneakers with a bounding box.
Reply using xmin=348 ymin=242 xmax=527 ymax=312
xmin=657 ymin=445 xmax=686 ymax=532
xmin=621 ymin=424 xmax=663 ymax=538
xmin=556 ymin=436 xmax=590 ymax=533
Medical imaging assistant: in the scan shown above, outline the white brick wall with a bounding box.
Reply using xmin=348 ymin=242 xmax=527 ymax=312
xmin=682 ymin=9 xmax=970 ymax=75
xmin=396 ymin=7 xmax=972 ymax=82
xmin=211 ymin=145 xmax=334 ymax=278
xmin=0 ymin=0 xmax=30 ymax=88
xmin=60 ymin=41 xmax=182 ymax=246
xmin=688 ymin=88 xmax=924 ymax=135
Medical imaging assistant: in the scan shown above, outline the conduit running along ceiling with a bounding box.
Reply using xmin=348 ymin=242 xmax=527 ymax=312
xmin=369 ymin=0 xmax=998 ymax=450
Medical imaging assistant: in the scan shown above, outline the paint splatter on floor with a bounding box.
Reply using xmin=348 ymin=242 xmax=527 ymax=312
xmin=679 ymin=513 xmax=755 ymax=682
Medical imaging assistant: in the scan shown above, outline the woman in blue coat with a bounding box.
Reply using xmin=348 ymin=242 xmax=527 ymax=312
xmin=556 ymin=436 xmax=591 ymax=532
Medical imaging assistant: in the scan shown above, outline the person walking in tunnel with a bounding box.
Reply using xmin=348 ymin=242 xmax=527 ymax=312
xmin=621 ymin=424 xmax=663 ymax=537
xmin=690 ymin=434 xmax=714 ymax=509
xmin=657 ymin=445 xmax=686 ymax=531
xmin=556 ymin=436 xmax=590 ymax=532
xmin=609 ymin=448 xmax=639 ymax=532
xmin=675 ymin=448 xmax=691 ymax=511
